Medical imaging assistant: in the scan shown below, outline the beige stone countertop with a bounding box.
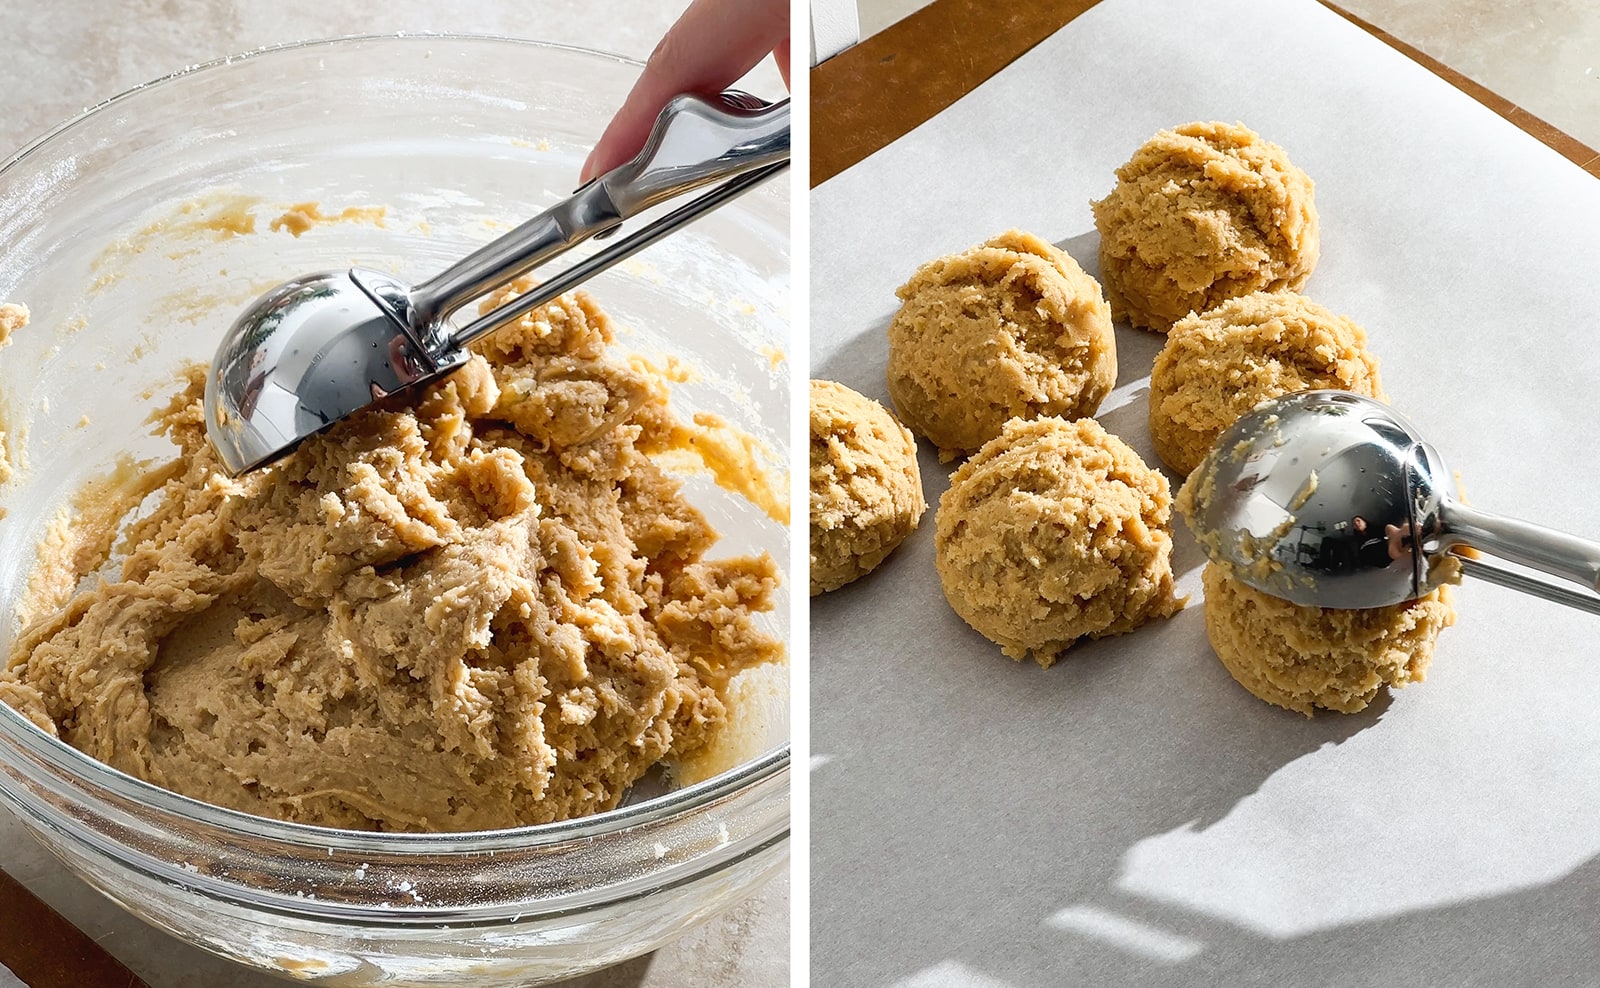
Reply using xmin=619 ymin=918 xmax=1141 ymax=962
xmin=0 ymin=2 xmax=788 ymax=987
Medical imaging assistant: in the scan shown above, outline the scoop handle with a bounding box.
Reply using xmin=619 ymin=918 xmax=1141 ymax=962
xmin=1438 ymin=499 xmax=1600 ymax=609
xmin=1452 ymin=556 xmax=1600 ymax=615
xmin=407 ymin=93 xmax=790 ymax=344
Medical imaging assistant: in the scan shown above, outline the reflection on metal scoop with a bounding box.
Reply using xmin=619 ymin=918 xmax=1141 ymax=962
xmin=203 ymin=92 xmax=790 ymax=475
xmin=1184 ymin=390 xmax=1600 ymax=613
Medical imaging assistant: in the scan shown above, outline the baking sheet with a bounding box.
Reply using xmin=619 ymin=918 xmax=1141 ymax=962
xmin=808 ymin=0 xmax=1600 ymax=984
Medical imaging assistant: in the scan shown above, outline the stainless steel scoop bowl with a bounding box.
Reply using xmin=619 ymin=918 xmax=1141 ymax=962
xmin=203 ymin=91 xmax=789 ymax=474
xmin=1184 ymin=390 xmax=1600 ymax=613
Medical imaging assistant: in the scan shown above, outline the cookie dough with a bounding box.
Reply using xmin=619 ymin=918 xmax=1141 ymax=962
xmin=270 ymin=201 xmax=388 ymax=238
xmin=0 ymin=287 xmax=782 ymax=832
xmin=0 ymin=302 xmax=23 ymax=344
xmin=809 ymin=380 xmax=926 ymax=595
xmin=1092 ymin=121 xmax=1319 ymax=332
xmin=886 ymin=230 xmax=1115 ymax=460
xmin=1201 ymin=563 xmax=1455 ymax=716
xmin=935 ymin=416 xmax=1183 ymax=667
xmin=1149 ymin=290 xmax=1386 ymax=475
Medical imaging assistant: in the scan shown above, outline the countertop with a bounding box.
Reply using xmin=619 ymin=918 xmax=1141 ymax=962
xmin=0 ymin=2 xmax=787 ymax=987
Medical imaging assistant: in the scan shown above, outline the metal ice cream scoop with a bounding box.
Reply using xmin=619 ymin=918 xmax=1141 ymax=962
xmin=203 ymin=91 xmax=789 ymax=474
xmin=1183 ymin=390 xmax=1600 ymax=613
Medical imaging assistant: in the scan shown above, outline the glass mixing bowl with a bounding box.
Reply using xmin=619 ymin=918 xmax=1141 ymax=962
xmin=0 ymin=36 xmax=789 ymax=985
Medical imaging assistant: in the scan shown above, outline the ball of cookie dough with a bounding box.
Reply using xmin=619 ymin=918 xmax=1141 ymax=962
xmin=1201 ymin=563 xmax=1456 ymax=716
xmin=810 ymin=380 xmax=927 ymax=595
xmin=1149 ymin=290 xmax=1386 ymax=476
xmin=935 ymin=416 xmax=1183 ymax=667
xmin=886 ymin=230 xmax=1115 ymax=460
xmin=1092 ymin=121 xmax=1319 ymax=332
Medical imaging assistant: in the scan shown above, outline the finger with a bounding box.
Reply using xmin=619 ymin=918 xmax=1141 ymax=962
xmin=774 ymin=35 xmax=791 ymax=89
xmin=581 ymin=0 xmax=789 ymax=182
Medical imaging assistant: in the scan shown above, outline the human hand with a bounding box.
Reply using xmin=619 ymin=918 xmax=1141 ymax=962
xmin=580 ymin=0 xmax=790 ymax=183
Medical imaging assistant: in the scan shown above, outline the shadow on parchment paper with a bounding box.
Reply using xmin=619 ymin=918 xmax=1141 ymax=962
xmin=811 ymin=540 xmax=1403 ymax=988
xmin=883 ymin=823 xmax=1600 ymax=988
xmin=813 ymin=312 xmax=896 ymax=408
xmin=1057 ymin=230 xmax=1101 ymax=281
xmin=1013 ymin=848 xmax=1600 ymax=988
xmin=817 ymin=573 xmax=1600 ymax=988
xmin=1097 ymin=328 xmax=1163 ymax=462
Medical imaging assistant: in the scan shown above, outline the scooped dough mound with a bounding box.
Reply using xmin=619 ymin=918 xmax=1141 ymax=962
xmin=885 ymin=230 xmax=1115 ymax=460
xmin=0 ymin=287 xmax=782 ymax=833
xmin=1149 ymin=290 xmax=1385 ymax=475
xmin=1092 ymin=121 xmax=1319 ymax=332
xmin=935 ymin=416 xmax=1183 ymax=667
xmin=809 ymin=379 xmax=926 ymax=595
xmin=1201 ymin=563 xmax=1455 ymax=716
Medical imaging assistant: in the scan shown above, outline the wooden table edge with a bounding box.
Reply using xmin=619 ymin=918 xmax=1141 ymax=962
xmin=0 ymin=870 xmax=149 ymax=988
xmin=810 ymin=0 xmax=1600 ymax=187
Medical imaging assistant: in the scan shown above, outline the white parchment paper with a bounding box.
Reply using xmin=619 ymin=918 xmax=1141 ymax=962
xmin=810 ymin=0 xmax=1600 ymax=984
